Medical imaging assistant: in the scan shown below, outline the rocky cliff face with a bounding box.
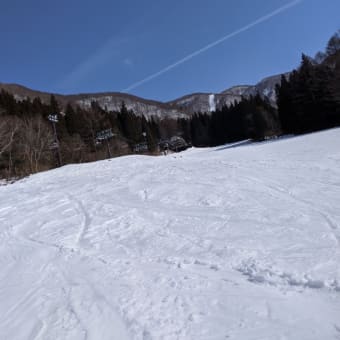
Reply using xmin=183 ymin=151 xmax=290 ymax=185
xmin=0 ymin=73 xmax=286 ymax=119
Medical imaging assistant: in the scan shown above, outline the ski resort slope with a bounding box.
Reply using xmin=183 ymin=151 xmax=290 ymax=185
xmin=1 ymin=129 xmax=340 ymax=340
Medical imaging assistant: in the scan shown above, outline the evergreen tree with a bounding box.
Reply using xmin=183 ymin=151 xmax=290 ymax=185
xmin=49 ymin=95 xmax=59 ymax=115
xmin=326 ymin=30 xmax=340 ymax=56
xmin=64 ymin=103 xmax=78 ymax=135
xmin=276 ymin=51 xmax=340 ymax=134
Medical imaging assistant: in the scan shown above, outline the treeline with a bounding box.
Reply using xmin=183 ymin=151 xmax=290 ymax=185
xmin=0 ymin=89 xmax=281 ymax=178
xmin=276 ymin=30 xmax=340 ymax=134
xmin=187 ymin=95 xmax=280 ymax=146
xmin=0 ymin=93 xmax=164 ymax=178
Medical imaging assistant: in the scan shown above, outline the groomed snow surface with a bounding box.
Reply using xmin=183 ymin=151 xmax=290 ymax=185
xmin=1 ymin=129 xmax=340 ymax=340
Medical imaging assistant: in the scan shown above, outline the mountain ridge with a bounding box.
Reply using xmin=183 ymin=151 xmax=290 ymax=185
xmin=0 ymin=72 xmax=286 ymax=119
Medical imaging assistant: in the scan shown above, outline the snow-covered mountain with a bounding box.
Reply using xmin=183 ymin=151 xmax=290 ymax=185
xmin=167 ymin=92 xmax=244 ymax=114
xmin=167 ymin=73 xmax=287 ymax=114
xmin=0 ymin=73 xmax=286 ymax=119
xmin=1 ymin=128 xmax=339 ymax=339
xmin=0 ymin=83 xmax=189 ymax=120
xmin=72 ymin=93 xmax=189 ymax=119
xmin=220 ymin=85 xmax=252 ymax=96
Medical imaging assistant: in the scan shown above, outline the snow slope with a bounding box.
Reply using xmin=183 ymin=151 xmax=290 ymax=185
xmin=1 ymin=129 xmax=340 ymax=340
xmin=209 ymin=94 xmax=216 ymax=112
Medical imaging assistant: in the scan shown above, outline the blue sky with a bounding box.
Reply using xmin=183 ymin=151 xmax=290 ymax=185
xmin=0 ymin=0 xmax=339 ymax=101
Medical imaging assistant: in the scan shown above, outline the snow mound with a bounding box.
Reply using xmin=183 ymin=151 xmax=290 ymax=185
xmin=237 ymin=258 xmax=340 ymax=291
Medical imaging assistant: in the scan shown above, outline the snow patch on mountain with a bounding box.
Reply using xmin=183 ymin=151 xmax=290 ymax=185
xmin=209 ymin=94 xmax=216 ymax=112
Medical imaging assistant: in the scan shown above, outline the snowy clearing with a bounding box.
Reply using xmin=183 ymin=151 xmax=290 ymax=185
xmin=1 ymin=129 xmax=340 ymax=340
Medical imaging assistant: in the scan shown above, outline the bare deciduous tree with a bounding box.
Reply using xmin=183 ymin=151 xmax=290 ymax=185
xmin=0 ymin=116 xmax=21 ymax=177
xmin=20 ymin=117 xmax=54 ymax=174
xmin=0 ymin=116 xmax=19 ymax=156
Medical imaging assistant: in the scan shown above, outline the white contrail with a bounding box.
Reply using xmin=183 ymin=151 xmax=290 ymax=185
xmin=123 ymin=0 xmax=303 ymax=92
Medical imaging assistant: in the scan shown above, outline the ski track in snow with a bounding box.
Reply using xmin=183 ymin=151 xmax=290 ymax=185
xmin=1 ymin=129 xmax=340 ymax=339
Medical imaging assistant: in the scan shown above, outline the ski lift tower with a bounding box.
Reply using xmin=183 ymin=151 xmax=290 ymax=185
xmin=48 ymin=113 xmax=62 ymax=167
xmin=96 ymin=128 xmax=115 ymax=158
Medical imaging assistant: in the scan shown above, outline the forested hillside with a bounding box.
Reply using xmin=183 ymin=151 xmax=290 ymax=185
xmin=0 ymin=91 xmax=279 ymax=178
xmin=276 ymin=30 xmax=340 ymax=134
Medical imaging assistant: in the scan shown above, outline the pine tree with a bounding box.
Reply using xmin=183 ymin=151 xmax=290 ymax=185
xmin=64 ymin=103 xmax=78 ymax=135
xmin=326 ymin=30 xmax=340 ymax=56
xmin=49 ymin=95 xmax=59 ymax=115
